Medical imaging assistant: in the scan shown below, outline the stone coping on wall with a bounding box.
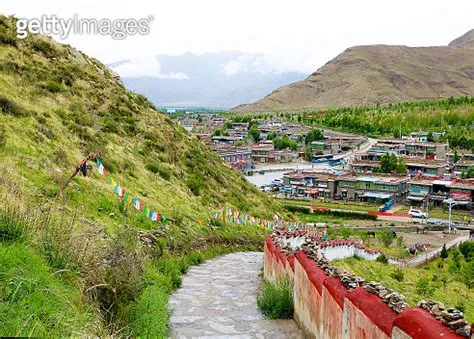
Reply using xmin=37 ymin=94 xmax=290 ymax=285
xmin=265 ymin=234 xmax=471 ymax=338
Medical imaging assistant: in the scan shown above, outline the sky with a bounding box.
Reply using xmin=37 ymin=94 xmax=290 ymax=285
xmin=2 ymin=0 xmax=474 ymax=74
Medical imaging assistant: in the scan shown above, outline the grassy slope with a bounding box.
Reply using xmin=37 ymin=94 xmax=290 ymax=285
xmin=333 ymin=252 xmax=474 ymax=323
xmin=0 ymin=15 xmax=280 ymax=335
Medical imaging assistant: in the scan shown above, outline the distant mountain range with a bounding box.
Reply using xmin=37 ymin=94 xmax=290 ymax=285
xmin=232 ymin=30 xmax=474 ymax=112
xmin=108 ymin=51 xmax=306 ymax=109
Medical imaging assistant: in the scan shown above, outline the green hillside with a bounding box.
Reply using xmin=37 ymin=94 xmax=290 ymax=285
xmin=0 ymin=15 xmax=279 ymax=336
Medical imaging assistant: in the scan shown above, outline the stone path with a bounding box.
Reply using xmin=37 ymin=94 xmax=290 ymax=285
xmin=169 ymin=252 xmax=304 ymax=338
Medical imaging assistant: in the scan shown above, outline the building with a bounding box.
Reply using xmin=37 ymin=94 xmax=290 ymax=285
xmin=408 ymin=177 xmax=473 ymax=209
xmin=251 ymin=143 xmax=275 ymax=163
xmin=213 ymin=146 xmax=252 ymax=172
xmin=405 ymin=142 xmax=449 ymax=160
xmin=336 ymin=174 xmax=409 ymax=203
xmin=281 ymin=171 xmax=409 ymax=203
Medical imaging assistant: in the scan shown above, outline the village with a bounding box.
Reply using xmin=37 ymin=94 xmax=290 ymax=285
xmin=174 ymin=113 xmax=474 ymax=218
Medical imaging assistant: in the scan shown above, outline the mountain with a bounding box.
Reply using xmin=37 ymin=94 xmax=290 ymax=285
xmin=449 ymin=29 xmax=474 ymax=49
xmin=108 ymin=52 xmax=306 ymax=108
xmin=232 ymin=30 xmax=474 ymax=112
xmin=0 ymin=15 xmax=279 ymax=336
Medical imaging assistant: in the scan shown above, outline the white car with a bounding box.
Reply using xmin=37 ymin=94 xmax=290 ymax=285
xmin=409 ymin=208 xmax=428 ymax=219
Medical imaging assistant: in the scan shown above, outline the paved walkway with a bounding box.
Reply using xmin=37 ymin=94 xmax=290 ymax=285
xmin=169 ymin=252 xmax=303 ymax=339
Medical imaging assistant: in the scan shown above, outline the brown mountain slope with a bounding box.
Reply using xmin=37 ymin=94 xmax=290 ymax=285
xmin=449 ymin=29 xmax=474 ymax=49
xmin=232 ymin=31 xmax=474 ymax=112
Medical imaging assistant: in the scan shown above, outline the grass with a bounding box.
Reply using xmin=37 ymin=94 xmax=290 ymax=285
xmin=257 ymin=276 xmax=294 ymax=319
xmin=277 ymin=198 xmax=377 ymax=212
xmin=333 ymin=249 xmax=474 ymax=323
xmin=0 ymin=243 xmax=99 ymax=336
xmin=0 ymin=14 xmax=281 ymax=336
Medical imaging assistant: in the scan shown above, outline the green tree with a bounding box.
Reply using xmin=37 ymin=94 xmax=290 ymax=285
xmin=211 ymin=128 xmax=222 ymax=137
xmin=460 ymin=261 xmax=474 ymax=297
xmin=377 ymin=230 xmax=395 ymax=247
xmin=440 ymin=244 xmax=448 ymax=261
xmin=459 ymin=242 xmax=474 ymax=261
xmin=305 ymin=129 xmax=324 ymax=145
xmin=461 ymin=166 xmax=474 ymax=179
xmin=248 ymin=124 xmax=260 ymax=142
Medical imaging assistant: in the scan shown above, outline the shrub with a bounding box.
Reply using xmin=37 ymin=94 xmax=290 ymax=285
xmin=283 ymin=204 xmax=311 ymax=214
xmin=0 ymin=95 xmax=30 ymax=117
xmin=459 ymin=242 xmax=474 ymax=262
xmin=31 ymin=39 xmax=58 ymax=58
xmin=312 ymin=209 xmax=377 ymax=220
xmin=416 ymin=277 xmax=436 ymax=297
xmin=390 ymin=268 xmax=405 ymax=282
xmin=0 ymin=208 xmax=30 ymax=243
xmin=376 ymin=253 xmax=388 ymax=264
xmin=257 ymin=277 xmax=294 ymax=319
xmin=185 ymin=173 xmax=206 ymax=196
xmin=44 ymin=80 xmax=63 ymax=93
xmin=340 ymin=227 xmax=352 ymax=239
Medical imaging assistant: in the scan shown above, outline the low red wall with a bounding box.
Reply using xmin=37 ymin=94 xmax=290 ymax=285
xmin=344 ymin=287 xmax=397 ymax=339
xmin=392 ymin=308 xmax=462 ymax=339
xmin=263 ymin=237 xmax=466 ymax=339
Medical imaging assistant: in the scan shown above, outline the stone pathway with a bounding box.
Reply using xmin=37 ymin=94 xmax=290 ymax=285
xmin=169 ymin=252 xmax=304 ymax=339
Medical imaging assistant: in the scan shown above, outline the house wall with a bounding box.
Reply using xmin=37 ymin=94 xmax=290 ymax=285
xmin=263 ymin=237 xmax=464 ymax=339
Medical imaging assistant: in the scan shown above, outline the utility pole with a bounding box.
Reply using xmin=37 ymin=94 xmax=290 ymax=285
xmin=444 ymin=198 xmax=457 ymax=234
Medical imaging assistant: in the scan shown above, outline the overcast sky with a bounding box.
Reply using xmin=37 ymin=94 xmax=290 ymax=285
xmin=2 ymin=0 xmax=473 ymax=74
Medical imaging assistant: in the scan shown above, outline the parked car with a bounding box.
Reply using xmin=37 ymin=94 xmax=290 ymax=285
xmin=409 ymin=207 xmax=428 ymax=219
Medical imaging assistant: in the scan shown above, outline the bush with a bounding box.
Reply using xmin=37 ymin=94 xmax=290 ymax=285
xmin=283 ymin=204 xmax=311 ymax=214
xmin=31 ymin=39 xmax=59 ymax=58
xmin=185 ymin=173 xmax=206 ymax=196
xmin=390 ymin=268 xmax=405 ymax=282
xmin=0 ymin=95 xmax=30 ymax=117
xmin=312 ymin=209 xmax=377 ymax=220
xmin=44 ymin=80 xmax=63 ymax=93
xmin=0 ymin=208 xmax=30 ymax=243
xmin=416 ymin=277 xmax=436 ymax=297
xmin=376 ymin=253 xmax=388 ymax=264
xmin=257 ymin=277 xmax=294 ymax=319
xmin=459 ymin=242 xmax=474 ymax=262
xmin=377 ymin=230 xmax=395 ymax=247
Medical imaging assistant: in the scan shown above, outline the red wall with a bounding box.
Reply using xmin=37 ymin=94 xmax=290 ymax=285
xmin=263 ymin=237 xmax=466 ymax=339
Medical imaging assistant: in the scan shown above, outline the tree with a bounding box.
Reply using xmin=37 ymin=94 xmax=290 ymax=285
xmin=459 ymin=242 xmax=474 ymax=261
xmin=395 ymin=157 xmax=408 ymax=175
xmin=440 ymin=244 xmax=448 ymax=261
xmin=248 ymin=124 xmax=260 ymax=142
xmin=461 ymin=166 xmax=474 ymax=179
xmin=453 ymin=149 xmax=460 ymax=163
xmin=378 ymin=153 xmax=407 ymax=175
xmin=267 ymin=132 xmax=277 ymax=140
xmin=460 ymin=261 xmax=474 ymax=297
xmin=377 ymin=230 xmax=395 ymax=247
xmin=304 ymin=129 xmax=324 ymax=145
xmin=273 ymin=136 xmax=297 ymax=151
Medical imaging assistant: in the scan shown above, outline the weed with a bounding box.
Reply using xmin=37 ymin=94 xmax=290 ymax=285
xmin=257 ymin=276 xmax=294 ymax=319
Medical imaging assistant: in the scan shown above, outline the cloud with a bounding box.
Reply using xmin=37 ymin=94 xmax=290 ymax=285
xmin=220 ymin=54 xmax=278 ymax=76
xmin=111 ymin=56 xmax=190 ymax=79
